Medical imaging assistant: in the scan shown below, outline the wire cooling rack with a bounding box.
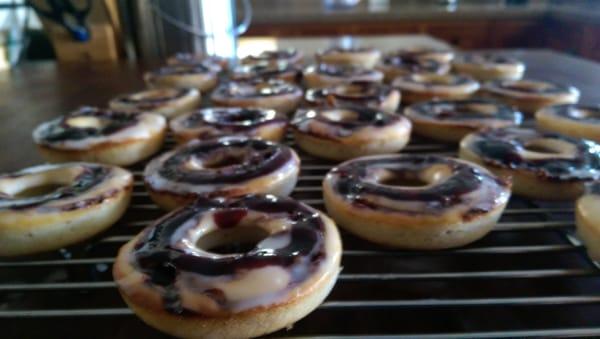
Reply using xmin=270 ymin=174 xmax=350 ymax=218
xmin=1 ymin=131 xmax=600 ymax=339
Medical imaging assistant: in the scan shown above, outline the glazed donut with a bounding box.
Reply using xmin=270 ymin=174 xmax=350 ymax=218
xmin=391 ymin=47 xmax=454 ymax=64
xmin=459 ymin=127 xmax=600 ymax=200
xmin=405 ymin=99 xmax=523 ymax=143
xmin=291 ymin=106 xmax=412 ymax=161
xmin=242 ymin=49 xmax=303 ymax=65
xmin=576 ymin=183 xmax=600 ymax=260
xmin=170 ymin=107 xmax=288 ymax=144
xmin=145 ymin=64 xmax=219 ymax=92
xmin=33 ymin=107 xmax=166 ymax=166
xmin=536 ymin=104 xmax=600 ymax=143
xmin=230 ymin=61 xmax=300 ymax=83
xmin=316 ymin=46 xmax=381 ymax=68
xmin=114 ymin=194 xmax=341 ymax=339
xmin=166 ymin=53 xmax=227 ymax=71
xmin=392 ymin=73 xmax=479 ymax=104
xmin=377 ymin=53 xmax=450 ymax=83
xmin=144 ymin=137 xmax=300 ymax=210
xmin=452 ymin=53 xmax=525 ymax=81
xmin=211 ymin=79 xmax=303 ymax=115
xmin=0 ymin=163 xmax=132 ymax=256
xmin=323 ymin=154 xmax=510 ymax=249
xmin=480 ymin=79 xmax=580 ymax=114
xmin=109 ymin=88 xmax=201 ymax=119
xmin=303 ymin=64 xmax=383 ymax=88
xmin=305 ymin=81 xmax=401 ymax=113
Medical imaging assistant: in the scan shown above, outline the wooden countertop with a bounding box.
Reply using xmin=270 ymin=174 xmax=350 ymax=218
xmin=1 ymin=49 xmax=600 ymax=171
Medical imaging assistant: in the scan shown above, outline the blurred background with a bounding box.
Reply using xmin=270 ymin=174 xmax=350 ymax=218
xmin=1 ymin=0 xmax=599 ymax=69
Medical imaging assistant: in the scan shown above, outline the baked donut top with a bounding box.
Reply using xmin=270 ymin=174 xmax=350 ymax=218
xmin=213 ymin=79 xmax=302 ymax=98
xmin=390 ymin=47 xmax=454 ymax=62
xmin=307 ymin=63 xmax=380 ymax=78
xmin=538 ymin=104 xmax=600 ymax=124
xmin=166 ymin=53 xmax=226 ymax=71
xmin=242 ymin=49 xmax=302 ymax=64
xmin=147 ymin=64 xmax=218 ymax=78
xmin=230 ymin=61 xmax=300 ymax=81
xmin=484 ymin=79 xmax=579 ymax=98
xmin=381 ymin=53 xmax=447 ymax=73
xmin=454 ymin=53 xmax=524 ymax=68
xmin=122 ymin=194 xmax=338 ymax=315
xmin=325 ymin=154 xmax=510 ymax=217
xmin=392 ymin=73 xmax=479 ymax=94
xmin=144 ymin=137 xmax=298 ymax=196
xmin=292 ymin=106 xmax=410 ymax=142
xmin=406 ymin=99 xmax=523 ymax=126
xmin=305 ymin=81 xmax=394 ymax=107
xmin=170 ymin=107 xmax=286 ymax=138
xmin=0 ymin=163 xmax=131 ymax=211
xmin=318 ymin=46 xmax=378 ymax=55
xmin=33 ymin=107 xmax=165 ymax=150
xmin=110 ymin=88 xmax=196 ymax=110
xmin=462 ymin=127 xmax=600 ymax=181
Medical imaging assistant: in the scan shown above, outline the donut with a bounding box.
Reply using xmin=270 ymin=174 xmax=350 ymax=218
xmin=230 ymin=61 xmax=300 ymax=83
xmin=242 ymin=49 xmax=303 ymax=65
xmin=323 ymin=154 xmax=510 ymax=249
xmin=211 ymin=79 xmax=303 ymax=115
xmin=144 ymin=64 xmax=219 ymax=92
xmin=0 ymin=163 xmax=132 ymax=256
xmin=316 ymin=46 xmax=381 ymax=68
xmin=170 ymin=107 xmax=288 ymax=144
xmin=459 ymin=127 xmax=600 ymax=200
xmin=576 ymin=183 xmax=600 ymax=260
xmin=291 ymin=106 xmax=412 ymax=161
xmin=33 ymin=107 xmax=166 ymax=166
xmin=109 ymin=88 xmax=201 ymax=119
xmin=303 ymin=64 xmax=383 ymax=88
xmin=166 ymin=53 xmax=227 ymax=71
xmin=405 ymin=99 xmax=523 ymax=143
xmin=452 ymin=53 xmax=525 ymax=81
xmin=377 ymin=53 xmax=450 ymax=83
xmin=480 ymin=79 xmax=580 ymax=114
xmin=392 ymin=73 xmax=479 ymax=104
xmin=390 ymin=47 xmax=454 ymax=64
xmin=304 ymin=81 xmax=401 ymax=113
xmin=144 ymin=137 xmax=300 ymax=210
xmin=113 ymin=194 xmax=341 ymax=339
xmin=536 ymin=104 xmax=600 ymax=143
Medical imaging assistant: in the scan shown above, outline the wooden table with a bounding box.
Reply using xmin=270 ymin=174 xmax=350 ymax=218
xmin=1 ymin=49 xmax=600 ymax=171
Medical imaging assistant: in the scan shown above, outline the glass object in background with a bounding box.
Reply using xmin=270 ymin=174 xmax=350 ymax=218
xmin=0 ymin=0 xmax=35 ymax=69
xmin=130 ymin=0 xmax=251 ymax=62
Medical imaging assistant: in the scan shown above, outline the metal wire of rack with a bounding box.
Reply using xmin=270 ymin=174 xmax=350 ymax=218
xmin=1 ymin=132 xmax=599 ymax=338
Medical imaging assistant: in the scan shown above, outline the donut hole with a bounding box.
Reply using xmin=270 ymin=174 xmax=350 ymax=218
xmin=202 ymin=153 xmax=247 ymax=169
xmin=196 ymin=226 xmax=270 ymax=255
xmin=66 ymin=116 xmax=108 ymax=129
xmin=332 ymin=83 xmax=375 ymax=98
xmin=321 ymin=109 xmax=359 ymax=122
xmin=185 ymin=150 xmax=249 ymax=170
xmin=568 ymin=108 xmax=598 ymax=119
xmin=414 ymin=74 xmax=455 ymax=85
xmin=504 ymin=80 xmax=549 ymax=93
xmin=522 ymin=138 xmax=577 ymax=159
xmin=379 ymin=176 xmax=427 ymax=187
xmin=133 ymin=89 xmax=177 ymax=101
xmin=14 ymin=184 xmax=65 ymax=198
xmin=372 ymin=169 xmax=429 ymax=188
xmin=0 ymin=169 xmax=76 ymax=198
xmin=523 ymin=144 xmax=560 ymax=154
